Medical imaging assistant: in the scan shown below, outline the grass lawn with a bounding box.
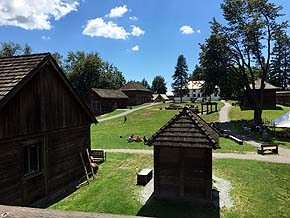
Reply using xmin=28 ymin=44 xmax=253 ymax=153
xmin=50 ymin=153 xmax=290 ymax=218
xmin=96 ymin=109 xmax=127 ymax=120
xmin=91 ymin=101 xmax=223 ymax=150
xmin=229 ymin=104 xmax=290 ymax=149
xmin=215 ymin=137 xmax=256 ymax=153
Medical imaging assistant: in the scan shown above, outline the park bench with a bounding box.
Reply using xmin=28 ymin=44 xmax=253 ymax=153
xmin=91 ymin=149 xmax=106 ymax=162
xmin=229 ymin=135 xmax=243 ymax=145
xmin=257 ymin=144 xmax=278 ymax=155
xmin=137 ymin=168 xmax=153 ymax=186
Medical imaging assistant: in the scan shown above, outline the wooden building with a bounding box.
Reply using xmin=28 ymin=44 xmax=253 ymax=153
xmin=119 ymin=82 xmax=152 ymax=106
xmin=0 ymin=53 xmax=96 ymax=207
xmin=242 ymin=79 xmax=280 ymax=109
xmin=276 ymin=91 xmax=290 ymax=106
xmin=148 ymin=107 xmax=219 ymax=201
xmin=85 ymin=88 xmax=128 ymax=116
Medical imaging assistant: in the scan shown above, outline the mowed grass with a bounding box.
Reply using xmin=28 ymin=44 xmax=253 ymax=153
xmin=91 ymin=101 xmax=224 ymax=150
xmin=214 ymin=159 xmax=290 ymax=218
xmin=50 ymin=153 xmax=290 ymax=218
xmin=215 ymin=137 xmax=256 ymax=153
xmin=50 ymin=153 xmax=153 ymax=215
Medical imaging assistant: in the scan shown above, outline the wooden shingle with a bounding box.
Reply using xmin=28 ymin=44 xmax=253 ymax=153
xmin=148 ymin=107 xmax=219 ymax=149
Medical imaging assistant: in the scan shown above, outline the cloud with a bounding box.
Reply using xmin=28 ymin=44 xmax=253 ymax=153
xmin=131 ymin=45 xmax=140 ymax=51
xmin=0 ymin=0 xmax=79 ymax=30
xmin=180 ymin=25 xmax=194 ymax=35
xmin=129 ymin=16 xmax=138 ymax=21
xmin=131 ymin=25 xmax=144 ymax=37
xmin=106 ymin=5 xmax=128 ymax=18
xmin=41 ymin=35 xmax=51 ymax=40
xmin=83 ymin=17 xmax=130 ymax=39
xmin=197 ymin=29 xmax=201 ymax=33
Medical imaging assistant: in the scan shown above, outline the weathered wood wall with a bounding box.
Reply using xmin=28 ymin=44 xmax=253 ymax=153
xmin=0 ymin=62 xmax=92 ymax=206
xmin=121 ymin=90 xmax=152 ymax=106
xmin=276 ymin=91 xmax=290 ymax=106
xmin=154 ymin=146 xmax=212 ymax=200
xmin=242 ymin=90 xmax=277 ymax=109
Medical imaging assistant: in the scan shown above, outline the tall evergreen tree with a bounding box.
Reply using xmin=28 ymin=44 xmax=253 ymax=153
xmin=152 ymin=75 xmax=167 ymax=94
xmin=269 ymin=30 xmax=290 ymax=90
xmin=172 ymin=55 xmax=189 ymax=102
xmin=220 ymin=0 xmax=288 ymax=124
xmin=141 ymin=78 xmax=151 ymax=90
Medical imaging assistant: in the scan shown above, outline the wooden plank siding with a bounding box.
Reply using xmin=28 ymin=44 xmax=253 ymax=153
xmin=0 ymin=54 xmax=95 ymax=206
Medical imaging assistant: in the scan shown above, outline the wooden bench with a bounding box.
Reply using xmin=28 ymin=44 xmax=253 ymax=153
xmin=137 ymin=168 xmax=152 ymax=186
xmin=257 ymin=144 xmax=278 ymax=155
xmin=91 ymin=149 xmax=106 ymax=162
xmin=229 ymin=135 xmax=243 ymax=145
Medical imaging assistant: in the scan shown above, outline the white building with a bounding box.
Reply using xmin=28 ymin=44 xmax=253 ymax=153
xmin=174 ymin=80 xmax=220 ymax=102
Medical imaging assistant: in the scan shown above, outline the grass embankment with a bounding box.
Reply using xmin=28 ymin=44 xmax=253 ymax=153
xmin=50 ymin=153 xmax=290 ymax=218
xmin=229 ymin=103 xmax=290 ymax=149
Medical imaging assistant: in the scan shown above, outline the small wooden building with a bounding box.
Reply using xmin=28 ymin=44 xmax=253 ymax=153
xmin=84 ymin=88 xmax=128 ymax=116
xmin=0 ymin=53 xmax=96 ymax=207
xmin=119 ymin=82 xmax=152 ymax=106
xmin=276 ymin=91 xmax=290 ymax=106
xmin=148 ymin=107 xmax=219 ymax=201
xmin=242 ymin=79 xmax=280 ymax=109
xmin=152 ymin=94 xmax=170 ymax=103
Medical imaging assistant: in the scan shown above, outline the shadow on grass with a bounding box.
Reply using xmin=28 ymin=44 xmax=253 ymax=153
xmin=137 ymin=191 xmax=220 ymax=218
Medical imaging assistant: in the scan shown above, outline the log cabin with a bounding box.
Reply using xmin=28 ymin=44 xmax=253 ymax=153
xmin=119 ymin=82 xmax=152 ymax=106
xmin=84 ymin=88 xmax=128 ymax=116
xmin=0 ymin=53 xmax=96 ymax=207
xmin=148 ymin=107 xmax=219 ymax=201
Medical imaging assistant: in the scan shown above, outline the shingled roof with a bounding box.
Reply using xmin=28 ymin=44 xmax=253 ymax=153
xmin=0 ymin=53 xmax=96 ymax=123
xmin=91 ymin=88 xmax=128 ymax=99
xmin=0 ymin=53 xmax=49 ymax=101
xmin=147 ymin=107 xmax=220 ymax=149
xmin=249 ymin=79 xmax=280 ymax=90
xmin=119 ymin=82 xmax=152 ymax=92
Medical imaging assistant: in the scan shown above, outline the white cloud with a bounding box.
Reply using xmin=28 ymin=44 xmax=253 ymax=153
xmin=180 ymin=25 xmax=194 ymax=35
xmin=131 ymin=45 xmax=139 ymax=51
xmin=197 ymin=29 xmax=201 ymax=33
xmin=0 ymin=0 xmax=79 ymax=30
xmin=131 ymin=25 xmax=144 ymax=37
xmin=41 ymin=35 xmax=51 ymax=40
xmin=129 ymin=16 xmax=138 ymax=21
xmin=83 ymin=17 xmax=129 ymax=39
xmin=106 ymin=5 xmax=128 ymax=18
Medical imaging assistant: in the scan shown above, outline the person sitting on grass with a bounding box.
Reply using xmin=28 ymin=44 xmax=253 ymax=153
xmin=128 ymin=135 xmax=135 ymax=143
xmin=135 ymin=135 xmax=142 ymax=142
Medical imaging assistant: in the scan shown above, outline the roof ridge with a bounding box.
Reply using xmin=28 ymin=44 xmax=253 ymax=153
xmin=0 ymin=52 xmax=50 ymax=60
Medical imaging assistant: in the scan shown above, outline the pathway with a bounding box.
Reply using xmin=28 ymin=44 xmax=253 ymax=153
xmin=97 ymin=102 xmax=162 ymax=122
xmin=105 ymin=149 xmax=290 ymax=164
xmin=218 ymin=100 xmax=290 ymax=159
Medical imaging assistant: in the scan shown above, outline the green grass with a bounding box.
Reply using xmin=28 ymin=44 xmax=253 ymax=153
xmin=215 ymin=137 xmax=256 ymax=153
xmin=214 ymin=159 xmax=290 ymax=218
xmin=96 ymin=109 xmax=127 ymax=120
xmin=50 ymin=153 xmax=153 ymax=215
xmin=91 ymin=101 xmax=223 ymax=150
xmin=50 ymin=153 xmax=290 ymax=218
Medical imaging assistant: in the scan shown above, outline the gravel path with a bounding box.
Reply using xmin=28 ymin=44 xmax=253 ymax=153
xmin=97 ymin=102 xmax=161 ymax=122
xmin=212 ymin=175 xmax=234 ymax=208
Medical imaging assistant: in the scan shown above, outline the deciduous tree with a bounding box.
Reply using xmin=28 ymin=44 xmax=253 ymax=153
xmin=152 ymin=75 xmax=167 ymax=94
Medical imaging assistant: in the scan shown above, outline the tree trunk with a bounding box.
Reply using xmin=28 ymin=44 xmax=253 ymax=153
xmin=254 ymin=107 xmax=263 ymax=125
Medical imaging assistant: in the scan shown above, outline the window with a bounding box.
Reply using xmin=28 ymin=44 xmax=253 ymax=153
xmin=193 ymin=94 xmax=196 ymax=97
xmin=24 ymin=143 xmax=42 ymax=175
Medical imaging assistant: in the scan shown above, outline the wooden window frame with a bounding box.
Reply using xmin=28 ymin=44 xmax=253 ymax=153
xmin=23 ymin=140 xmax=42 ymax=177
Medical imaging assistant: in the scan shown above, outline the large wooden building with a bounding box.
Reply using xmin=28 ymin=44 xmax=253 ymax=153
xmin=0 ymin=53 xmax=96 ymax=207
xmin=119 ymin=82 xmax=152 ymax=106
xmin=242 ymin=79 xmax=280 ymax=109
xmin=84 ymin=88 xmax=128 ymax=116
xmin=148 ymin=107 xmax=219 ymax=201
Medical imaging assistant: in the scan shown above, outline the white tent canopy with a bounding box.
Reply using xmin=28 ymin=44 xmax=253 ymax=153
xmin=271 ymin=111 xmax=290 ymax=128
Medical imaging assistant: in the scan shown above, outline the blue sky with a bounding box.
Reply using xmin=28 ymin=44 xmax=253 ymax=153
xmin=0 ymin=0 xmax=290 ymax=94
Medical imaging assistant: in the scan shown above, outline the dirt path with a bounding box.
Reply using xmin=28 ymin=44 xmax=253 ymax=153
xmin=104 ymin=149 xmax=290 ymax=164
xmin=97 ymin=102 xmax=162 ymax=122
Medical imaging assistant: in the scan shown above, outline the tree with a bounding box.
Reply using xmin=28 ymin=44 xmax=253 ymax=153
xmin=0 ymin=42 xmax=23 ymax=57
xmin=172 ymin=55 xmax=189 ymax=102
xmin=141 ymin=78 xmax=151 ymax=90
xmin=65 ymin=51 xmax=126 ymax=96
xmin=220 ymin=0 xmax=288 ymax=124
xmin=269 ymin=30 xmax=290 ymax=90
xmin=199 ymin=18 xmax=243 ymax=99
xmin=152 ymin=75 xmax=167 ymax=94
xmin=189 ymin=65 xmax=205 ymax=81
